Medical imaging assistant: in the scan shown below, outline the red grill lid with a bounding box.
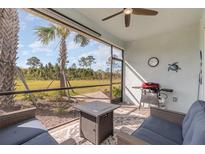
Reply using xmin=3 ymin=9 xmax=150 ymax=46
xmin=141 ymin=82 xmax=160 ymax=89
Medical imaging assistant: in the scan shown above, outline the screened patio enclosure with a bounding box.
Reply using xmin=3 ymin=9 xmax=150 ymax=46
xmin=0 ymin=8 xmax=205 ymax=145
xmin=0 ymin=8 xmax=124 ymax=129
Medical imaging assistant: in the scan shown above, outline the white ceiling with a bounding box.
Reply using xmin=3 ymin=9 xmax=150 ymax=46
xmin=74 ymin=8 xmax=203 ymax=42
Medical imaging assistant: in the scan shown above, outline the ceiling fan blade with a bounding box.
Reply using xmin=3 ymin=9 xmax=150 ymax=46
xmin=125 ymin=14 xmax=131 ymax=27
xmin=102 ymin=10 xmax=123 ymax=21
xmin=132 ymin=8 xmax=158 ymax=16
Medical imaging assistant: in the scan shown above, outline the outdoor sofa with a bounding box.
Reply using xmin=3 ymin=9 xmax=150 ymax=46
xmin=117 ymin=100 xmax=205 ymax=145
xmin=0 ymin=107 xmax=58 ymax=145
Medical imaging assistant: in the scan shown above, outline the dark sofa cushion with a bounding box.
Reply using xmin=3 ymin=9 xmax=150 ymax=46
xmin=23 ymin=132 xmax=58 ymax=145
xmin=182 ymin=100 xmax=205 ymax=139
xmin=137 ymin=116 xmax=183 ymax=144
xmin=132 ymin=127 xmax=177 ymax=145
xmin=182 ymin=100 xmax=205 ymax=144
xmin=0 ymin=118 xmax=47 ymax=145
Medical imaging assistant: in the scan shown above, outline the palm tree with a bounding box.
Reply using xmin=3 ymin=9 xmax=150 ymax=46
xmin=0 ymin=9 xmax=19 ymax=107
xmin=35 ymin=24 xmax=89 ymax=91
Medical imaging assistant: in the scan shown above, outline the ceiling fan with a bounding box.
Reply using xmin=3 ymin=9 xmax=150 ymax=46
xmin=102 ymin=8 xmax=158 ymax=27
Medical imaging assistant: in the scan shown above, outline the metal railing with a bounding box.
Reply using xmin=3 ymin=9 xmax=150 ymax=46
xmin=0 ymin=82 xmax=121 ymax=96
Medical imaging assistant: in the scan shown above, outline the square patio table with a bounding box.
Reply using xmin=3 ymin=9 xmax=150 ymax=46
xmin=75 ymin=101 xmax=120 ymax=144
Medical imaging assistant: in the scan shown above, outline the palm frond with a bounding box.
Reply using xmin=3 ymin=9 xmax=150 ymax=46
xmin=35 ymin=25 xmax=56 ymax=45
xmin=55 ymin=26 xmax=69 ymax=38
xmin=74 ymin=34 xmax=89 ymax=47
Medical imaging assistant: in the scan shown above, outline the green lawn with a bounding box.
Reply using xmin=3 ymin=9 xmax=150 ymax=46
xmin=15 ymin=79 xmax=120 ymax=100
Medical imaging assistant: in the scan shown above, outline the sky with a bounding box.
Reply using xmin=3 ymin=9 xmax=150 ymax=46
xmin=16 ymin=9 xmax=112 ymax=71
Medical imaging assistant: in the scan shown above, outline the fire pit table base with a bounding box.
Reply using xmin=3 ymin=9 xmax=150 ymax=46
xmin=75 ymin=101 xmax=119 ymax=145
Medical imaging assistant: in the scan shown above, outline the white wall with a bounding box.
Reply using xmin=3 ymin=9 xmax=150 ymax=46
xmin=124 ymin=24 xmax=200 ymax=113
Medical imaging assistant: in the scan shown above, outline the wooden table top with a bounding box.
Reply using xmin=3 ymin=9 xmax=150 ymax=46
xmin=75 ymin=101 xmax=120 ymax=117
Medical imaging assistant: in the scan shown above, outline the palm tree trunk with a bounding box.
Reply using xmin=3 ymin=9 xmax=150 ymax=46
xmin=59 ymin=36 xmax=67 ymax=95
xmin=0 ymin=9 xmax=19 ymax=107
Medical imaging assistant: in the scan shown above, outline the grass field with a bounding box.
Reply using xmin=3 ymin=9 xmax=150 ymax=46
xmin=15 ymin=79 xmax=120 ymax=100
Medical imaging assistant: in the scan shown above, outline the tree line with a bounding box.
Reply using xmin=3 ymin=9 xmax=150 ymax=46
xmin=21 ymin=56 xmax=121 ymax=81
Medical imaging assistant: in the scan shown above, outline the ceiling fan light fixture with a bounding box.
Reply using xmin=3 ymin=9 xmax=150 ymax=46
xmin=102 ymin=8 xmax=158 ymax=28
xmin=124 ymin=8 xmax=133 ymax=15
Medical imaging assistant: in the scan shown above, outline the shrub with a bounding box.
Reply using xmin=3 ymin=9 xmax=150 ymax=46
xmin=23 ymin=94 xmax=33 ymax=101
xmin=112 ymin=86 xmax=121 ymax=97
xmin=35 ymin=92 xmax=49 ymax=99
